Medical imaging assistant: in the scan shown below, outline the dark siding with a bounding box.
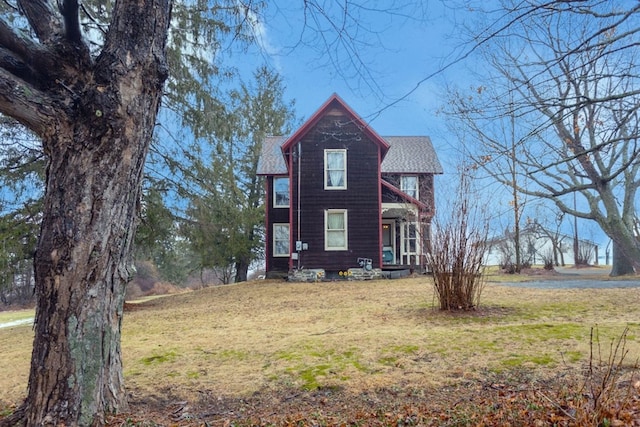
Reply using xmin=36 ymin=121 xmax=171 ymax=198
xmin=382 ymin=173 xmax=435 ymax=215
xmin=290 ymin=110 xmax=381 ymax=271
xmin=265 ymin=175 xmax=290 ymax=274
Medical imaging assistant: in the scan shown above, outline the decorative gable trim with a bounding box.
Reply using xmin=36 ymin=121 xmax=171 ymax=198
xmin=280 ymin=93 xmax=390 ymax=158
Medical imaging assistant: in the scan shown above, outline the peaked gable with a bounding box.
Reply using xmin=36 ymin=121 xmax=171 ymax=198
xmin=280 ymin=93 xmax=390 ymax=157
xmin=257 ymin=94 xmax=443 ymax=176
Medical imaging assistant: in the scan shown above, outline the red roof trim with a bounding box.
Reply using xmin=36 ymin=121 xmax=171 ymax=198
xmin=381 ymin=180 xmax=428 ymax=211
xmin=280 ymin=93 xmax=390 ymax=157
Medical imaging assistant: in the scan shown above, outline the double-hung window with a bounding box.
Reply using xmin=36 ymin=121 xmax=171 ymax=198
xmin=324 ymin=149 xmax=347 ymax=189
xmin=273 ymin=177 xmax=290 ymax=208
xmin=325 ymin=210 xmax=348 ymax=250
xmin=401 ymin=175 xmax=418 ymax=199
xmin=403 ymin=222 xmax=418 ymax=255
xmin=273 ymin=224 xmax=290 ymax=257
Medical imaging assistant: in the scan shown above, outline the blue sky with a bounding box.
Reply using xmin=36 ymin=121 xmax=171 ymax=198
xmin=232 ymin=1 xmax=612 ymax=253
xmin=247 ymin=2 xmax=462 ymax=139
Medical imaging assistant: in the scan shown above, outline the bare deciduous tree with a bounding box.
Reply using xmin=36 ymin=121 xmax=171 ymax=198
xmin=444 ymin=1 xmax=640 ymax=275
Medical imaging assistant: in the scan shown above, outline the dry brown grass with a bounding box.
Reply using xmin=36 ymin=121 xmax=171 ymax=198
xmin=1 ymin=276 xmax=639 ymax=413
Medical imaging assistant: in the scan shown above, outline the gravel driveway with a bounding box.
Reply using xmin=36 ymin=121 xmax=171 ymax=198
xmin=496 ymin=266 xmax=639 ymax=289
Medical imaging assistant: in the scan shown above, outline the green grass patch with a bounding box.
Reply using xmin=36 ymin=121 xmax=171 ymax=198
xmin=500 ymin=353 xmax=555 ymax=368
xmin=186 ymin=371 xmax=201 ymax=379
xmin=495 ymin=323 xmax=585 ymax=342
xmin=204 ymin=349 xmax=250 ymax=362
xmin=280 ymin=347 xmax=368 ymax=390
xmin=387 ymin=344 xmax=420 ymax=354
xmin=562 ymin=350 xmax=583 ymax=363
xmin=140 ymin=350 xmax=178 ymax=366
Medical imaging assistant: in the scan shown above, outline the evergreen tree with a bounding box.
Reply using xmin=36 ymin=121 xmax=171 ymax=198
xmin=183 ymin=66 xmax=296 ymax=283
xmin=135 ymin=183 xmax=192 ymax=285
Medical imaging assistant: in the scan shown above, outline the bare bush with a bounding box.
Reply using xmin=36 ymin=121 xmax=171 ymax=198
xmin=568 ymin=326 xmax=639 ymax=426
xmin=426 ymin=169 xmax=489 ymax=311
xmin=540 ymin=249 xmax=555 ymax=271
xmin=576 ymin=243 xmax=595 ymax=266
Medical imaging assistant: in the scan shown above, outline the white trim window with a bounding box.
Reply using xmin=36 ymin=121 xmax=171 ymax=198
xmin=273 ymin=223 xmax=290 ymax=257
xmin=401 ymin=175 xmax=419 ymax=199
xmin=324 ymin=149 xmax=347 ymax=189
xmin=273 ymin=177 xmax=290 ymax=208
xmin=402 ymin=222 xmax=418 ymax=255
xmin=325 ymin=210 xmax=348 ymax=250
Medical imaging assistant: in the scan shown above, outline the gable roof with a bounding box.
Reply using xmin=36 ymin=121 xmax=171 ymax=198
xmin=280 ymin=93 xmax=390 ymax=156
xmin=381 ymin=136 xmax=443 ymax=174
xmin=257 ymin=135 xmax=288 ymax=175
xmin=257 ymin=94 xmax=443 ymax=176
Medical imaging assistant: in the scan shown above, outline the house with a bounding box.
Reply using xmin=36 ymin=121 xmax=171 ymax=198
xmin=257 ymin=94 xmax=443 ymax=279
xmin=485 ymin=224 xmax=600 ymax=267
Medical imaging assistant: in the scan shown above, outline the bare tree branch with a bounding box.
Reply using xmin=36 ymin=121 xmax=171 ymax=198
xmin=17 ymin=0 xmax=63 ymax=44
xmin=60 ymin=0 xmax=82 ymax=44
xmin=0 ymin=19 xmax=58 ymax=86
xmin=0 ymin=68 xmax=55 ymax=134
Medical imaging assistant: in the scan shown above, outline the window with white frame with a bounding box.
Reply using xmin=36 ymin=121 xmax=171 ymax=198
xmin=325 ymin=210 xmax=348 ymax=250
xmin=401 ymin=175 xmax=419 ymax=199
xmin=273 ymin=223 xmax=290 ymax=257
xmin=403 ymin=222 xmax=418 ymax=255
xmin=273 ymin=177 xmax=290 ymax=208
xmin=324 ymin=149 xmax=347 ymax=189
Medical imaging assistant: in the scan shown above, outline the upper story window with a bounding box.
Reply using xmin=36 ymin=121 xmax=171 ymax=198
xmin=325 ymin=209 xmax=348 ymax=250
xmin=324 ymin=149 xmax=347 ymax=189
xmin=401 ymin=175 xmax=418 ymax=199
xmin=274 ymin=177 xmax=290 ymax=208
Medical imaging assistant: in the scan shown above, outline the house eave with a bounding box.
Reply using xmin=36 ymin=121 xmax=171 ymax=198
xmin=280 ymin=93 xmax=390 ymax=164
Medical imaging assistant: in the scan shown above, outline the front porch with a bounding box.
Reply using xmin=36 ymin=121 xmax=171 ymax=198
xmin=382 ymin=204 xmax=427 ymax=274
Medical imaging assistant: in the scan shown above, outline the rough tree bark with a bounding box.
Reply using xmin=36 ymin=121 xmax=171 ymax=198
xmin=0 ymin=1 xmax=170 ymax=425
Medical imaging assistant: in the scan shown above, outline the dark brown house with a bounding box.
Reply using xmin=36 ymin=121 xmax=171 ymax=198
xmin=257 ymin=94 xmax=443 ymax=279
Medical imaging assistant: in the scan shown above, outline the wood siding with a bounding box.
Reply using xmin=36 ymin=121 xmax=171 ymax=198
xmin=289 ymin=111 xmax=381 ymax=271
xmin=382 ymin=173 xmax=435 ymax=216
xmin=264 ymin=175 xmax=290 ymax=274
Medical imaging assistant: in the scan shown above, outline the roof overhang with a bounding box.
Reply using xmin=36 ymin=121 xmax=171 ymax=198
xmin=381 ymin=180 xmax=428 ymax=211
xmin=280 ymin=93 xmax=390 ymax=160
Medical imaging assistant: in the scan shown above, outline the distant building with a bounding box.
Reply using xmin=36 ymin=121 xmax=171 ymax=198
xmin=485 ymin=224 xmax=599 ymax=267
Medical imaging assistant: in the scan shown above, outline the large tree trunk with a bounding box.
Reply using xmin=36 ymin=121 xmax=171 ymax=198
xmin=602 ymin=206 xmax=640 ymax=276
xmin=26 ymin=127 xmax=142 ymax=425
xmin=0 ymin=1 xmax=171 ymax=425
xmin=610 ymin=241 xmax=636 ymax=276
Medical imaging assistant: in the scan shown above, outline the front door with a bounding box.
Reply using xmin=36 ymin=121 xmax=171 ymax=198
xmin=382 ymin=220 xmax=395 ymax=264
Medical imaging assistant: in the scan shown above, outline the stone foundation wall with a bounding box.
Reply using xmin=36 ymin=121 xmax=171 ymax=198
xmin=347 ymin=268 xmax=383 ymax=280
xmin=288 ymin=269 xmax=325 ymax=282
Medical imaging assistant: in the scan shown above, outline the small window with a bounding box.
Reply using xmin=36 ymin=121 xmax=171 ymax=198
xmin=401 ymin=176 xmax=418 ymax=199
xmin=273 ymin=177 xmax=290 ymax=208
xmin=273 ymin=223 xmax=290 ymax=257
xmin=325 ymin=210 xmax=348 ymax=250
xmin=324 ymin=149 xmax=347 ymax=189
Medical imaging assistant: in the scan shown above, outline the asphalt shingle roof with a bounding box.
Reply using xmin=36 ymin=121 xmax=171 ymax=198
xmin=258 ymin=135 xmax=443 ymax=175
xmin=381 ymin=136 xmax=443 ymax=174
xmin=257 ymin=135 xmax=288 ymax=175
